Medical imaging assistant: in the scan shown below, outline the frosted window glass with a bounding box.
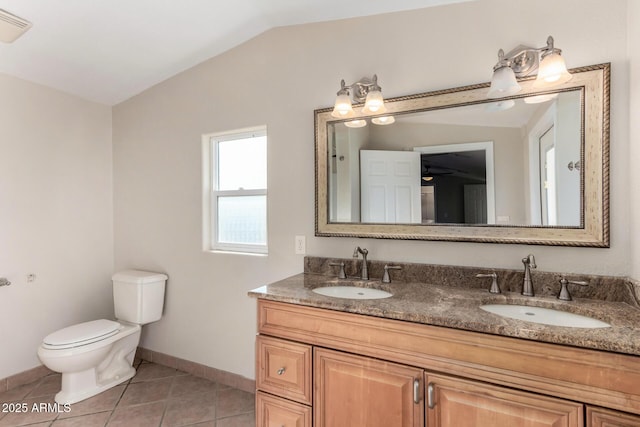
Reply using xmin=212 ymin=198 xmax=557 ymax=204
xmin=217 ymin=196 xmax=267 ymax=245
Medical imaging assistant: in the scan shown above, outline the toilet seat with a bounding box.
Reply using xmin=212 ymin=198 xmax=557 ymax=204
xmin=42 ymin=319 xmax=120 ymax=350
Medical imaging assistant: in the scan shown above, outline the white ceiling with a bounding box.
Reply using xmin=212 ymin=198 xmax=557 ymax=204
xmin=0 ymin=0 xmax=468 ymax=105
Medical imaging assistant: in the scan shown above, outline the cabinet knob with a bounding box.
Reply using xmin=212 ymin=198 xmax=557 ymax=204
xmin=277 ymin=367 xmax=286 ymax=375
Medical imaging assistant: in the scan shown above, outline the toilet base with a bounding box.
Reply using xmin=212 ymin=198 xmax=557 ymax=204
xmin=44 ymin=324 xmax=141 ymax=405
xmin=55 ymin=366 xmax=136 ymax=404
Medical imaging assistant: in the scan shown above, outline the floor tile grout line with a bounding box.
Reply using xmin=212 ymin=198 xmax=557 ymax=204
xmin=103 ymin=360 xmax=139 ymax=427
xmin=154 ymin=371 xmax=177 ymax=427
xmin=1 ymin=361 xmax=254 ymax=427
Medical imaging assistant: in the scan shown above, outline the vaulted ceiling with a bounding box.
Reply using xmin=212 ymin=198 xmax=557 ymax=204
xmin=0 ymin=0 xmax=469 ymax=105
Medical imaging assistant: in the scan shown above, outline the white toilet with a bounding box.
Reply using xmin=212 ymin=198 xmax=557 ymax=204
xmin=37 ymin=270 xmax=167 ymax=404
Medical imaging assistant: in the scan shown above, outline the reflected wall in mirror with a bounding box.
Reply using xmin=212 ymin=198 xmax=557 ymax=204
xmin=316 ymin=64 xmax=609 ymax=246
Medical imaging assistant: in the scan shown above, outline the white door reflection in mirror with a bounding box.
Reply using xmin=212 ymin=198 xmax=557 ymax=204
xmin=527 ymin=91 xmax=581 ymax=227
xmin=540 ymin=127 xmax=557 ymax=225
xmin=360 ymin=150 xmax=421 ymax=223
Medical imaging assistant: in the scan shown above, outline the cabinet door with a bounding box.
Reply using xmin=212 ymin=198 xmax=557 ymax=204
xmin=426 ymin=373 xmax=583 ymax=427
xmin=314 ymin=348 xmax=423 ymax=427
xmin=587 ymin=406 xmax=640 ymax=427
xmin=256 ymin=391 xmax=311 ymax=427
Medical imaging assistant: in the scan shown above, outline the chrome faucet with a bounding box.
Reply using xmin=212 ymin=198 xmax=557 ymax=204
xmin=353 ymin=246 xmax=369 ymax=280
xmin=521 ymin=254 xmax=536 ymax=296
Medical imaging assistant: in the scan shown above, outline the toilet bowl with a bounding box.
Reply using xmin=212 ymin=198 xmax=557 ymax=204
xmin=37 ymin=270 xmax=167 ymax=404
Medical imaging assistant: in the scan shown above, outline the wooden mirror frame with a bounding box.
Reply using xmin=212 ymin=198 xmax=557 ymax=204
xmin=314 ymin=63 xmax=610 ymax=247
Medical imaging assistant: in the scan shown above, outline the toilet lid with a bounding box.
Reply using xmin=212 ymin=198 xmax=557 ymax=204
xmin=43 ymin=319 xmax=120 ymax=348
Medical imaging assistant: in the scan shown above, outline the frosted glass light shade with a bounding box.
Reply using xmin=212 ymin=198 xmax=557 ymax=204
xmin=362 ymin=90 xmax=386 ymax=114
xmin=487 ymin=66 xmax=521 ymax=98
xmin=331 ymin=94 xmax=355 ymax=118
xmin=485 ymin=99 xmax=515 ymax=112
xmin=534 ymin=53 xmax=572 ymax=88
xmin=344 ymin=119 xmax=367 ymax=128
xmin=371 ymin=116 xmax=395 ymax=125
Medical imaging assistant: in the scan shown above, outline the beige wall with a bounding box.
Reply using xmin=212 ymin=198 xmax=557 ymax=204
xmin=113 ymin=0 xmax=632 ymax=380
xmin=0 ymin=74 xmax=113 ymax=379
xmin=629 ymin=1 xmax=640 ymax=281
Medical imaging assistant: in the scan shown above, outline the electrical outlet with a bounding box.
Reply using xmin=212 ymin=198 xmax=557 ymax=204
xmin=295 ymin=235 xmax=306 ymax=255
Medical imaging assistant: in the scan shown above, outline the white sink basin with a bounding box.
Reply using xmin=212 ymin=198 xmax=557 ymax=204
xmin=312 ymin=286 xmax=393 ymax=300
xmin=480 ymin=304 xmax=610 ymax=328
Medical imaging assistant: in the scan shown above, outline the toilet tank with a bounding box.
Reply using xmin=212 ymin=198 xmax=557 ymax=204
xmin=112 ymin=270 xmax=168 ymax=324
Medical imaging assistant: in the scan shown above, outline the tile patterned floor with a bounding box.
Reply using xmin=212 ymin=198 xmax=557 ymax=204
xmin=0 ymin=361 xmax=255 ymax=427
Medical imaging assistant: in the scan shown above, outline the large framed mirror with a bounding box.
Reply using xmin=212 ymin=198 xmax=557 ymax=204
xmin=315 ymin=63 xmax=609 ymax=246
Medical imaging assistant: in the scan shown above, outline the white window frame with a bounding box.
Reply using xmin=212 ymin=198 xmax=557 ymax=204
xmin=202 ymin=126 xmax=267 ymax=255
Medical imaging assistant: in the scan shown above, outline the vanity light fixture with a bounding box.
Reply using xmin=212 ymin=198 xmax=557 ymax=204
xmin=331 ymin=74 xmax=387 ymax=118
xmin=485 ymin=99 xmax=516 ymax=112
xmin=371 ymin=116 xmax=395 ymax=125
xmin=344 ymin=119 xmax=367 ymax=128
xmin=487 ymin=49 xmax=521 ymax=98
xmin=488 ymin=36 xmax=571 ymax=98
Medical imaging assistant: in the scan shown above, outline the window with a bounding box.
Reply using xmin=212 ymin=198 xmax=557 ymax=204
xmin=203 ymin=127 xmax=267 ymax=254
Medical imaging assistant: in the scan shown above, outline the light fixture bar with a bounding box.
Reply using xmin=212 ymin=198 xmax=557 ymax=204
xmin=331 ymin=74 xmax=387 ymax=118
xmin=488 ymin=35 xmax=571 ymax=98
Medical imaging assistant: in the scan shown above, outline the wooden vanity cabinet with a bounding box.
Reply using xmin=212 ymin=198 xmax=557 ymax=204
xmin=255 ymin=300 xmax=640 ymax=427
xmin=256 ymin=335 xmax=312 ymax=426
xmin=587 ymin=406 xmax=640 ymax=427
xmin=256 ymin=391 xmax=312 ymax=427
xmin=256 ymin=335 xmax=312 ymax=405
xmin=425 ymin=373 xmax=583 ymax=427
xmin=314 ymin=348 xmax=423 ymax=427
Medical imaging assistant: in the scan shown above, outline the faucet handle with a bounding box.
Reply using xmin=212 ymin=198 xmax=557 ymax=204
xmin=329 ymin=262 xmax=347 ymax=279
xmin=476 ymin=272 xmax=500 ymax=294
xmin=558 ymin=277 xmax=589 ymax=301
xmin=382 ymin=265 xmax=402 ymax=283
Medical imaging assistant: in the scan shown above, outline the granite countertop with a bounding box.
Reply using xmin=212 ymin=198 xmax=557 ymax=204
xmin=249 ymin=272 xmax=640 ymax=357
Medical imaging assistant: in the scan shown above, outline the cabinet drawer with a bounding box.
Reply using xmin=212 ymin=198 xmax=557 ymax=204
xmin=256 ymin=391 xmax=311 ymax=427
xmin=257 ymin=335 xmax=312 ymax=405
xmin=587 ymin=406 xmax=640 ymax=426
